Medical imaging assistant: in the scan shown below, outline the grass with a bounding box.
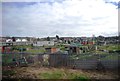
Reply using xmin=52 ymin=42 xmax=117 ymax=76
xmin=2 ymin=54 xmax=15 ymax=64
xmin=39 ymin=72 xmax=63 ymax=79
xmin=25 ymin=49 xmax=46 ymax=53
xmin=86 ymin=44 xmax=120 ymax=54
xmin=69 ymin=54 xmax=96 ymax=60
xmin=101 ymin=54 xmax=119 ymax=60
xmin=88 ymin=50 xmax=107 ymax=54
xmin=66 ymin=73 xmax=89 ymax=80
xmin=11 ymin=45 xmax=46 ymax=53
xmin=39 ymin=69 xmax=89 ymax=79
xmin=12 ymin=45 xmax=32 ymax=49
xmin=98 ymin=44 xmax=120 ymax=51
xmin=2 ymin=54 xmax=31 ymax=65
xmin=69 ymin=53 xmax=119 ymax=60
xmin=2 ymin=70 xmax=16 ymax=76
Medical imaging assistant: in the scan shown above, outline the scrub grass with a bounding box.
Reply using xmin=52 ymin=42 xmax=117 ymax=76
xmin=39 ymin=69 xmax=89 ymax=79
xmin=2 ymin=70 xmax=16 ymax=76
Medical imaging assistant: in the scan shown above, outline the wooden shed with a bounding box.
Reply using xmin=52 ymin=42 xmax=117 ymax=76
xmin=45 ymin=47 xmax=58 ymax=53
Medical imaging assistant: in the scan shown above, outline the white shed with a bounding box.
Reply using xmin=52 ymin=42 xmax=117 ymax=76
xmin=33 ymin=41 xmax=54 ymax=46
xmin=16 ymin=39 xmax=21 ymax=42
xmin=6 ymin=39 xmax=12 ymax=42
xmin=22 ymin=39 xmax=27 ymax=42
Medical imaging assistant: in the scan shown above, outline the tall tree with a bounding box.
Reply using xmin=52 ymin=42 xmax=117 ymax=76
xmin=56 ymin=35 xmax=59 ymax=40
xmin=37 ymin=38 xmax=40 ymax=41
xmin=12 ymin=37 xmax=16 ymax=42
xmin=68 ymin=40 xmax=71 ymax=44
xmin=47 ymin=36 xmax=50 ymax=41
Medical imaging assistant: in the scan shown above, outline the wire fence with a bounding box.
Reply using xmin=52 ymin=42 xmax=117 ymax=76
xmin=2 ymin=53 xmax=119 ymax=70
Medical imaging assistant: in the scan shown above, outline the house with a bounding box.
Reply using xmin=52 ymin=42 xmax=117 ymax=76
xmin=62 ymin=37 xmax=74 ymax=43
xmin=33 ymin=41 xmax=55 ymax=46
xmin=0 ymin=37 xmax=7 ymax=42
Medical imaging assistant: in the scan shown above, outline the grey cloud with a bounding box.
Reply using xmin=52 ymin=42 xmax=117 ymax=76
xmin=2 ymin=1 xmax=118 ymax=37
xmin=92 ymin=16 xmax=110 ymax=20
xmin=101 ymin=32 xmax=118 ymax=37
xmin=50 ymin=30 xmax=63 ymax=36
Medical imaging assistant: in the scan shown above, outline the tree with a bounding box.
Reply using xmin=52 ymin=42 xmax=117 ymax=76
xmin=68 ymin=40 xmax=71 ymax=44
xmin=60 ymin=38 xmax=64 ymax=41
xmin=37 ymin=38 xmax=40 ymax=41
xmin=56 ymin=35 xmax=59 ymax=40
xmin=47 ymin=36 xmax=50 ymax=41
xmin=12 ymin=37 xmax=16 ymax=42
xmin=26 ymin=37 xmax=30 ymax=41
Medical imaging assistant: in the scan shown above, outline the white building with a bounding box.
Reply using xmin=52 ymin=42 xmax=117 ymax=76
xmin=21 ymin=39 xmax=27 ymax=42
xmin=33 ymin=41 xmax=54 ymax=46
xmin=16 ymin=39 xmax=21 ymax=42
xmin=6 ymin=39 xmax=12 ymax=42
xmin=16 ymin=39 xmax=27 ymax=42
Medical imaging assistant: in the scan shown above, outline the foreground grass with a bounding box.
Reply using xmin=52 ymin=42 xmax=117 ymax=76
xmin=39 ymin=68 xmax=89 ymax=80
xmin=2 ymin=70 xmax=16 ymax=76
xmin=2 ymin=66 xmax=89 ymax=80
xmin=2 ymin=66 xmax=118 ymax=79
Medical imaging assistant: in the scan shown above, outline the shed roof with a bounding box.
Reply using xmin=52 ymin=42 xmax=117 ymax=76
xmin=71 ymin=43 xmax=83 ymax=47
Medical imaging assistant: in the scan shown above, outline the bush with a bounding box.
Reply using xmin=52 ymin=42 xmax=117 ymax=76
xmin=73 ymin=76 xmax=89 ymax=81
xmin=2 ymin=70 xmax=16 ymax=76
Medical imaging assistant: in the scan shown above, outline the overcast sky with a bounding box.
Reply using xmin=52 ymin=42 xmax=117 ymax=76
xmin=2 ymin=0 xmax=119 ymax=37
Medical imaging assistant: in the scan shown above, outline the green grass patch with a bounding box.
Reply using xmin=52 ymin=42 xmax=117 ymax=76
xmin=69 ymin=54 xmax=96 ymax=60
xmin=2 ymin=54 xmax=21 ymax=65
xmin=39 ymin=69 xmax=89 ymax=79
xmin=25 ymin=49 xmax=46 ymax=53
xmin=12 ymin=45 xmax=32 ymax=48
xmin=39 ymin=72 xmax=63 ymax=79
xmin=101 ymin=54 xmax=119 ymax=60
xmin=98 ymin=44 xmax=120 ymax=51
xmin=67 ymin=72 xmax=89 ymax=80
xmin=2 ymin=70 xmax=16 ymax=76
xmin=2 ymin=54 xmax=14 ymax=64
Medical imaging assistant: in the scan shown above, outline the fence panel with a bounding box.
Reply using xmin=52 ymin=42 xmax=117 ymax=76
xmin=2 ymin=53 xmax=119 ymax=70
xmin=49 ymin=54 xmax=68 ymax=67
